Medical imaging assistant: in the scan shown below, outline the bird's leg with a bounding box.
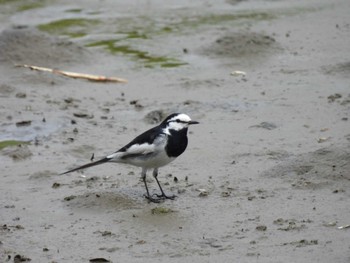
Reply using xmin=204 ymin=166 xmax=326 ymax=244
xmin=142 ymin=168 xmax=161 ymax=203
xmin=153 ymin=168 xmax=176 ymax=200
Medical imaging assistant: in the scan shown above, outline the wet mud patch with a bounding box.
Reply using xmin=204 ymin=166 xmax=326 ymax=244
xmin=0 ymin=27 xmax=90 ymax=67
xmin=29 ymin=170 xmax=56 ymax=180
xmin=322 ymin=61 xmax=350 ymax=78
xmin=67 ymin=144 xmax=96 ymax=159
xmin=0 ymin=117 xmax=67 ymax=142
xmin=227 ymin=0 xmax=247 ymax=5
xmin=263 ymin=145 xmax=350 ymax=190
xmin=0 ymin=83 xmax=15 ymax=97
xmin=273 ymin=218 xmax=312 ymax=232
xmin=0 ymin=144 xmax=32 ymax=160
xmin=201 ymin=31 xmax=282 ymax=63
xmin=63 ymin=191 xmax=142 ymax=212
xmin=144 ymin=98 xmax=261 ymax=120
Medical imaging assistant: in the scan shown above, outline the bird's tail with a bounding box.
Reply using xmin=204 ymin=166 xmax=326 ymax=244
xmin=60 ymin=157 xmax=111 ymax=175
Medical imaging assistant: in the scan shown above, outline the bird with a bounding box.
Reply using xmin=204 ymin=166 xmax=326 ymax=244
xmin=61 ymin=113 xmax=199 ymax=203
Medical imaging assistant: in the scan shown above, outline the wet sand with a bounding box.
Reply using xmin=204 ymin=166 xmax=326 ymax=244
xmin=1 ymin=0 xmax=350 ymax=262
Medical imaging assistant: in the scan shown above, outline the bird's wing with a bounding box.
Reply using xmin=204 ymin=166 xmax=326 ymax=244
xmin=107 ymin=126 xmax=166 ymax=161
xmin=107 ymin=142 xmax=155 ymax=160
xmin=118 ymin=125 xmax=161 ymax=151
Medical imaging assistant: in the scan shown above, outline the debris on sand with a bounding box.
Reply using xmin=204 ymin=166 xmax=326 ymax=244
xmin=64 ymin=195 xmax=77 ymax=201
xmin=231 ymin=70 xmax=246 ymax=77
xmin=317 ymin=137 xmax=331 ymax=143
xmin=14 ymin=254 xmax=31 ymax=262
xmin=52 ymin=182 xmax=61 ymax=188
xmin=16 ymin=64 xmax=127 ymax=83
xmin=250 ymin=122 xmax=277 ymax=130
xmin=197 ymin=188 xmax=209 ymax=197
xmin=15 ymin=120 xmax=32 ymax=127
xmin=337 ymin=224 xmax=350 ymax=230
xmin=327 ymin=93 xmax=342 ymax=102
xmin=283 ymin=239 xmax=318 ymax=247
xmin=256 ymin=225 xmax=267 ymax=231
xmin=89 ymin=258 xmax=111 ymax=263
xmin=73 ymin=112 xmax=94 ymax=119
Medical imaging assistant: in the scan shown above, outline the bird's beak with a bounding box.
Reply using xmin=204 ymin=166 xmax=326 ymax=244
xmin=189 ymin=120 xmax=199 ymax=125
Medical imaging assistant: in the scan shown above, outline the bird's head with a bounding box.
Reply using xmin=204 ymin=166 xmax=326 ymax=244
xmin=161 ymin=113 xmax=199 ymax=133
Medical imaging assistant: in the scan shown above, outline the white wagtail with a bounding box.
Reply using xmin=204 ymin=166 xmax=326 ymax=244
xmin=61 ymin=113 xmax=199 ymax=202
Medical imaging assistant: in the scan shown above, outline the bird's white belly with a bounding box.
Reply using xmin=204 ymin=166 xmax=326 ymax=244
xmin=126 ymin=150 xmax=175 ymax=168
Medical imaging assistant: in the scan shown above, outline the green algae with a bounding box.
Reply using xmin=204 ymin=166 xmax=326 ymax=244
xmin=0 ymin=140 xmax=30 ymax=150
xmin=151 ymin=207 xmax=175 ymax=215
xmin=38 ymin=18 xmax=99 ymax=35
xmin=65 ymin=8 xmax=82 ymax=13
xmin=0 ymin=0 xmax=45 ymax=11
xmin=87 ymin=39 xmax=187 ymax=68
xmin=17 ymin=2 xmax=44 ymax=11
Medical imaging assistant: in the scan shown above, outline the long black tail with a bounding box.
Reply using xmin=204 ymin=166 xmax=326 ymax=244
xmin=60 ymin=157 xmax=111 ymax=175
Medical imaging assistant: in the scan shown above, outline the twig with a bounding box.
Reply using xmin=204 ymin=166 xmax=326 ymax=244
xmin=16 ymin=64 xmax=128 ymax=83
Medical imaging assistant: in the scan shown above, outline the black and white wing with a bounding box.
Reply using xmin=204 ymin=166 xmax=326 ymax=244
xmin=60 ymin=125 xmax=165 ymax=174
xmin=107 ymin=125 xmax=167 ymax=163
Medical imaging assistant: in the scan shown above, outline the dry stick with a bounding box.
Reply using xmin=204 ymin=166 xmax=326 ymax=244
xmin=16 ymin=64 xmax=128 ymax=83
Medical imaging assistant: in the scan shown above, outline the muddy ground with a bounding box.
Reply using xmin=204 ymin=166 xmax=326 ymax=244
xmin=0 ymin=0 xmax=349 ymax=262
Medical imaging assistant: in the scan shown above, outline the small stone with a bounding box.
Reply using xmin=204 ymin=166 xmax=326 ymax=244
xmin=221 ymin=191 xmax=230 ymax=197
xmin=15 ymin=92 xmax=27 ymax=98
xmin=256 ymin=225 xmax=267 ymax=231
xmin=250 ymin=122 xmax=277 ymax=130
xmin=52 ymin=182 xmax=61 ymax=189
xmin=16 ymin=120 xmax=32 ymax=127
xmin=101 ymin=231 xmax=112 ymax=236
xmin=64 ymin=195 xmax=76 ymax=201
xmin=73 ymin=112 xmax=94 ymax=119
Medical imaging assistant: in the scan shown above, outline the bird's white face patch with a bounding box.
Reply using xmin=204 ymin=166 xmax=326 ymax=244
xmin=163 ymin=113 xmax=192 ymax=134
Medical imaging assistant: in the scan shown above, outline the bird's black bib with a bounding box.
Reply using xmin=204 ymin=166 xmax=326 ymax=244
xmin=165 ymin=128 xmax=188 ymax=157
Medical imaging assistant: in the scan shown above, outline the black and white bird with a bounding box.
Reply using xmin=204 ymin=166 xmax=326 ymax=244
xmin=61 ymin=113 xmax=199 ymax=202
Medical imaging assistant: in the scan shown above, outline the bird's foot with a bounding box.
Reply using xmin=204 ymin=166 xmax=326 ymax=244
xmin=145 ymin=195 xmax=163 ymax=203
xmin=155 ymin=193 xmax=177 ymax=200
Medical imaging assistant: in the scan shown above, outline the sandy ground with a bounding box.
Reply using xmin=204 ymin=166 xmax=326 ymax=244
xmin=1 ymin=0 xmax=350 ymax=262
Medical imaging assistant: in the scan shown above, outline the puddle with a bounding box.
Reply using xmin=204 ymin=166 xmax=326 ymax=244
xmin=0 ymin=118 xmax=67 ymax=142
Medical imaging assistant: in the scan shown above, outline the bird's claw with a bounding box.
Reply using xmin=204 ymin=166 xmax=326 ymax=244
xmin=144 ymin=193 xmax=176 ymax=202
xmin=145 ymin=195 xmax=162 ymax=203
xmin=155 ymin=193 xmax=177 ymax=200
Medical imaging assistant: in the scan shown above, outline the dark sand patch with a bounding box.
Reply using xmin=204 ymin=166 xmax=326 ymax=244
xmin=0 ymin=27 xmax=90 ymax=67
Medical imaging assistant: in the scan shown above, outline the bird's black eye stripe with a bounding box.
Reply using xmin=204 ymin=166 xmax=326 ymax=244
xmin=175 ymin=119 xmax=187 ymax=123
